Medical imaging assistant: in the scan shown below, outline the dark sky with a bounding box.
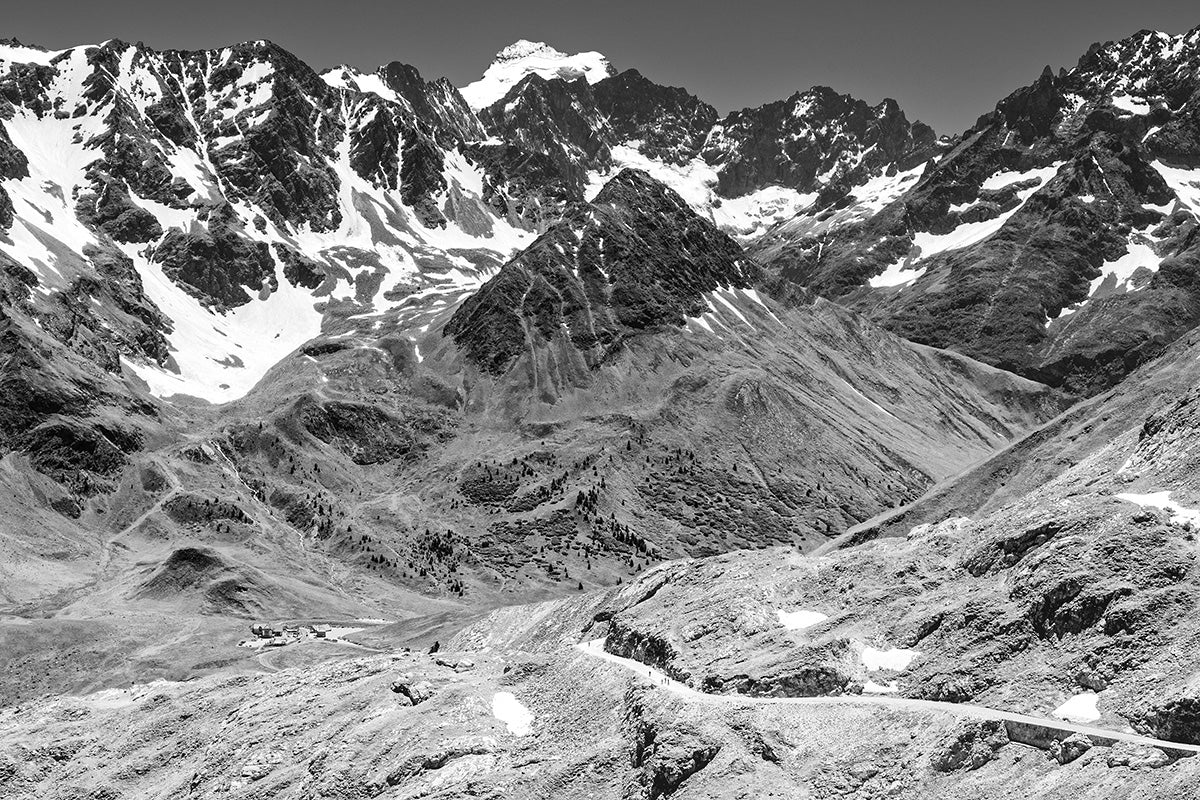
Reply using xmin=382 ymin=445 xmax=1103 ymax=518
xmin=6 ymin=1 xmax=1199 ymax=135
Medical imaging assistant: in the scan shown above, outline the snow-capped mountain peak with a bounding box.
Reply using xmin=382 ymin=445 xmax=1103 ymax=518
xmin=493 ymin=39 xmax=561 ymax=62
xmin=459 ymin=39 xmax=615 ymax=109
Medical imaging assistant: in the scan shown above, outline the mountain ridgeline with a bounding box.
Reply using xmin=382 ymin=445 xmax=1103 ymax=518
xmin=0 ymin=30 xmax=1070 ymax=611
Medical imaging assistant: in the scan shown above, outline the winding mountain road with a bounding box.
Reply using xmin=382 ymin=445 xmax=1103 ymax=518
xmin=574 ymin=638 xmax=1200 ymax=756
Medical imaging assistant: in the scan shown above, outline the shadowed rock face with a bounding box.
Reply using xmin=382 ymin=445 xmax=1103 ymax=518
xmin=592 ymin=69 xmax=718 ymax=167
xmin=479 ymin=73 xmax=615 ymax=198
xmin=0 ymin=121 xmax=28 ymax=231
xmin=151 ymin=207 xmax=275 ymax=309
xmin=446 ymin=169 xmax=756 ymax=374
xmin=702 ymin=87 xmax=938 ymax=198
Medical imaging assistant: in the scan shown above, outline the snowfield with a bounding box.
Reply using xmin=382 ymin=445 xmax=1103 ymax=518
xmin=121 ymin=252 xmax=325 ymax=404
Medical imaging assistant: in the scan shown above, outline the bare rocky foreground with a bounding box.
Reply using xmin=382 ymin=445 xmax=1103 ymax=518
xmin=3 ymin=589 xmax=1200 ymax=799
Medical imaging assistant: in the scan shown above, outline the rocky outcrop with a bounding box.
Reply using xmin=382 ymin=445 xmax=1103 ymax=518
xmin=17 ymin=420 xmax=134 ymax=499
xmin=297 ymin=398 xmax=442 ymax=465
xmin=0 ymin=120 xmax=28 ymax=232
xmin=1134 ymin=692 xmax=1200 ymax=745
xmin=1051 ymin=733 xmax=1094 ymax=764
xmin=626 ymin=691 xmax=721 ymax=800
xmin=479 ymin=74 xmax=614 ymax=197
xmin=593 ymin=69 xmax=717 ymax=166
xmin=930 ymin=719 xmax=1010 ymax=771
xmin=703 ymin=87 xmax=937 ymax=198
xmin=150 ymin=208 xmax=275 ymax=308
xmin=390 ymin=678 xmax=435 ymax=706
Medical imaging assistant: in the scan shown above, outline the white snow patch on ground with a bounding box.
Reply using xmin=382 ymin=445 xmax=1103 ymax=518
xmin=863 ymin=680 xmax=899 ymax=694
xmin=1053 ymin=692 xmax=1101 ymax=723
xmin=1089 ymin=240 xmax=1160 ymax=296
xmin=321 ymin=67 xmax=400 ymax=104
xmin=980 ymin=163 xmax=1062 ymax=192
xmin=122 ymin=249 xmax=324 ymax=404
xmin=324 ymin=627 xmax=364 ymax=641
xmin=777 ymin=610 xmax=828 ymax=630
xmin=1053 ymin=233 xmax=1162 ymax=322
xmin=461 ymin=40 xmax=610 ymax=109
xmin=712 ymin=185 xmax=816 ymax=238
xmin=740 ymin=288 xmax=784 ymax=324
xmin=1115 ymin=491 xmax=1200 ymax=527
xmin=491 ymin=692 xmax=534 ymax=736
xmin=1152 ymin=161 xmax=1200 ymax=211
xmin=920 ymin=164 xmax=1060 ymax=255
xmin=845 ymin=165 xmax=926 ymax=216
xmin=868 ymin=262 xmax=926 ymax=289
xmin=1111 ymin=94 xmax=1151 ymax=115
xmin=861 ymin=647 xmax=920 ymax=672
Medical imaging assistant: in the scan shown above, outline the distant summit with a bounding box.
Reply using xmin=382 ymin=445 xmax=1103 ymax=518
xmin=459 ymin=39 xmax=615 ymax=109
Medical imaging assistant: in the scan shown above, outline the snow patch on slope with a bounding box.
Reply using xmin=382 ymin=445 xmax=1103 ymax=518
xmin=769 ymin=163 xmax=926 ymax=245
xmin=491 ymin=692 xmax=533 ymax=736
xmin=861 ymin=647 xmax=920 ymax=672
xmin=0 ymin=42 xmax=62 ymax=65
xmin=777 ymin=610 xmax=828 ymax=630
xmin=1115 ymin=491 xmax=1200 ymax=527
xmin=870 ymin=163 xmax=1064 ymax=288
xmin=1111 ymin=93 xmax=1151 ymax=115
xmin=586 ymin=144 xmax=817 ymax=240
xmin=121 ymin=249 xmax=323 ymax=403
xmin=1053 ymin=692 xmax=1101 ymax=723
xmin=1152 ymin=161 xmax=1200 ymax=212
xmin=320 ymin=67 xmax=400 ymax=104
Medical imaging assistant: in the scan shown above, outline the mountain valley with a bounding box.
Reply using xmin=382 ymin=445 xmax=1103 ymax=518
xmin=1 ymin=23 xmax=1200 ymax=799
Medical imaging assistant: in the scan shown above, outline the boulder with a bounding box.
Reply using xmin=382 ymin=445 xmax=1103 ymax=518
xmin=1050 ymin=733 xmax=1092 ymax=765
xmin=390 ymin=680 xmax=434 ymax=705
xmin=1106 ymin=743 xmax=1172 ymax=769
xmin=930 ymin=719 xmax=1009 ymax=772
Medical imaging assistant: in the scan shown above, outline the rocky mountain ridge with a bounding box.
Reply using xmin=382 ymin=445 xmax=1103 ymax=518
xmin=752 ymin=25 xmax=1200 ymax=395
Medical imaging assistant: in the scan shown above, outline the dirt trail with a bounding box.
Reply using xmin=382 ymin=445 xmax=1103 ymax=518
xmin=574 ymin=638 xmax=1200 ymax=755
